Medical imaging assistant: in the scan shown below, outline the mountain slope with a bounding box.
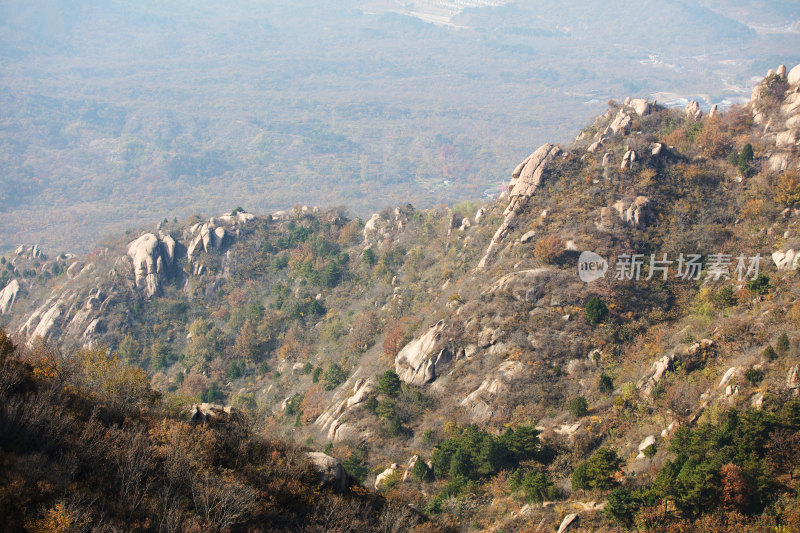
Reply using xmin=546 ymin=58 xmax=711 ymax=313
xmin=2 ymin=62 xmax=800 ymax=531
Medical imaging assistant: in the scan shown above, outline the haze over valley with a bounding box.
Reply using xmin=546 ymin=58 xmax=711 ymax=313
xmin=2 ymin=0 xmax=799 ymax=252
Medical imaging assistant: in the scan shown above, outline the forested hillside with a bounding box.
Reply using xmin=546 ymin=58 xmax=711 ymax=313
xmin=3 ymin=62 xmax=800 ymax=532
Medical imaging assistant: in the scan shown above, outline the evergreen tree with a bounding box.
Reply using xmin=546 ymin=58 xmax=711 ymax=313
xmin=376 ymin=369 xmax=402 ymax=397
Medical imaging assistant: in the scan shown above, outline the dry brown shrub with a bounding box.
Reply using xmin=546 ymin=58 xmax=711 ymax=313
xmin=662 ymin=127 xmax=688 ymax=150
xmin=775 ymin=171 xmax=800 ymax=208
xmin=533 ymin=235 xmax=563 ymax=264
xmin=696 ymin=118 xmax=731 ymax=157
xmin=299 ymin=383 xmax=326 ymax=423
xmin=739 ymin=199 xmax=763 ymax=220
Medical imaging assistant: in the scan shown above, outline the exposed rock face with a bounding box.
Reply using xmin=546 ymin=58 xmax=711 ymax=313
xmin=685 ymin=100 xmax=702 ymax=120
xmin=636 ymin=435 xmax=656 ymax=459
xmin=402 ymin=455 xmax=419 ymax=482
xmin=629 ymin=98 xmax=651 ymax=117
xmin=789 ymin=63 xmax=800 ymax=86
xmin=719 ymin=366 xmax=740 ymax=389
xmin=773 ymin=249 xmax=800 ymax=271
xmin=189 ymin=403 xmax=237 ymax=426
xmin=66 ymin=261 xmax=85 ymax=279
xmin=363 ymin=209 xmax=409 ymax=245
xmin=520 ymin=230 xmax=536 ymax=244
xmin=558 ymin=513 xmax=579 ymax=533
xmin=485 ymin=268 xmax=557 ymax=302
xmin=212 ymin=211 xmax=256 ymax=226
xmin=127 ymin=233 xmax=177 ymax=298
xmin=777 ymin=129 xmax=799 ymax=148
xmin=650 ymin=143 xmax=663 ymax=156
xmin=478 ymin=143 xmax=561 ymax=268
xmin=604 ymin=109 xmax=632 ymax=137
xmin=474 ymin=208 xmax=485 ymax=223
xmin=788 ymin=365 xmax=800 ymax=395
xmin=315 ymin=377 xmax=375 ymax=443
xmin=363 ymin=213 xmax=382 ymax=242
xmin=374 ymin=463 xmax=399 ymax=489
xmin=28 ymin=301 xmax=64 ymax=344
xmin=612 ymin=196 xmax=651 ymax=226
xmin=620 ymin=149 xmax=636 ymax=169
xmin=0 ymin=279 xmax=20 ymax=314
xmin=395 ymin=320 xmax=458 ymax=385
xmin=460 ymin=361 xmax=524 ymax=423
xmin=750 ymin=64 xmax=800 ymax=172
xmin=187 ymin=224 xmax=225 ymax=258
xmin=306 ymin=452 xmax=348 ymax=493
xmin=14 ymin=245 xmax=45 ymax=261
xmin=639 ymin=353 xmax=676 ymax=394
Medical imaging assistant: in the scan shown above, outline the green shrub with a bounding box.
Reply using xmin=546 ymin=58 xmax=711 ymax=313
xmin=509 ymin=469 xmax=553 ymax=503
xmin=376 ymin=369 xmax=402 ymax=398
xmin=763 ymin=345 xmax=777 ymax=361
xmin=744 ymin=368 xmax=762 ymax=386
xmin=322 ymin=363 xmax=347 ymax=390
xmin=342 ymin=449 xmax=369 ymax=483
xmin=585 ymin=297 xmax=609 ymax=325
xmin=746 ymin=274 xmax=771 ymax=295
xmin=598 ymin=373 xmax=614 ymax=394
xmin=568 ymin=396 xmax=589 ymax=418
xmin=777 ymin=333 xmax=790 ymax=354
xmin=713 ymin=286 xmax=737 ymax=309
xmin=738 ymin=143 xmax=754 ymax=175
xmin=572 ymin=447 xmax=622 ymax=491
xmin=411 ymin=458 xmax=433 ymax=482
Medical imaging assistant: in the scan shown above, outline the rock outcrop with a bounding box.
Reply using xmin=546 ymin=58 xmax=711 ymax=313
xmin=127 ymin=233 xmax=177 ymax=298
xmin=788 ymin=365 xmax=800 ymax=395
xmin=478 ymin=143 xmax=561 ymax=268
xmin=315 ymin=377 xmax=375 ymax=443
xmin=558 ymin=513 xmax=579 ymax=533
xmin=306 ymin=452 xmax=348 ymax=493
xmin=605 ymin=109 xmax=632 ymax=137
xmin=629 ymin=98 xmax=651 ymax=117
xmin=685 ymin=100 xmax=702 ymax=120
xmin=612 ymin=196 xmax=651 ymax=226
xmin=484 ymin=268 xmax=558 ymax=302
xmin=751 ymin=63 xmax=800 ymax=172
xmin=395 ymin=320 xmax=459 ymax=385
xmin=28 ymin=300 xmax=64 ymax=344
xmin=363 ymin=208 xmax=409 ymax=246
xmin=636 ymin=435 xmax=656 ymax=459
xmin=0 ymin=279 xmax=20 ymax=314
xmin=789 ymin=64 xmax=800 ymax=87
xmin=460 ymin=361 xmax=524 ymax=423
xmin=620 ymin=149 xmax=637 ymax=169
xmin=374 ymin=463 xmax=399 ymax=489
xmin=189 ymin=403 xmax=237 ymax=427
xmin=773 ymin=249 xmax=800 ymax=271
xmin=187 ymin=224 xmax=225 ymax=258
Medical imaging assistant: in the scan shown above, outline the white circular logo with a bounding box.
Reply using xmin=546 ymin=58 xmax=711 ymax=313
xmin=578 ymin=251 xmax=608 ymax=282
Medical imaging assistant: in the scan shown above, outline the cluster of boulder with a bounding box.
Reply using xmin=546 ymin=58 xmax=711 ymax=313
xmin=751 ymin=63 xmax=800 ymax=172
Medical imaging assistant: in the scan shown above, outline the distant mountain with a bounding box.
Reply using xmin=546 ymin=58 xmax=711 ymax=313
xmin=1 ymin=0 xmax=799 ymax=252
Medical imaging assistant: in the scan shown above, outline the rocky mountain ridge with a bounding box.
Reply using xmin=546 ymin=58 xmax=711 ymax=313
xmin=2 ymin=62 xmax=800 ymax=531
